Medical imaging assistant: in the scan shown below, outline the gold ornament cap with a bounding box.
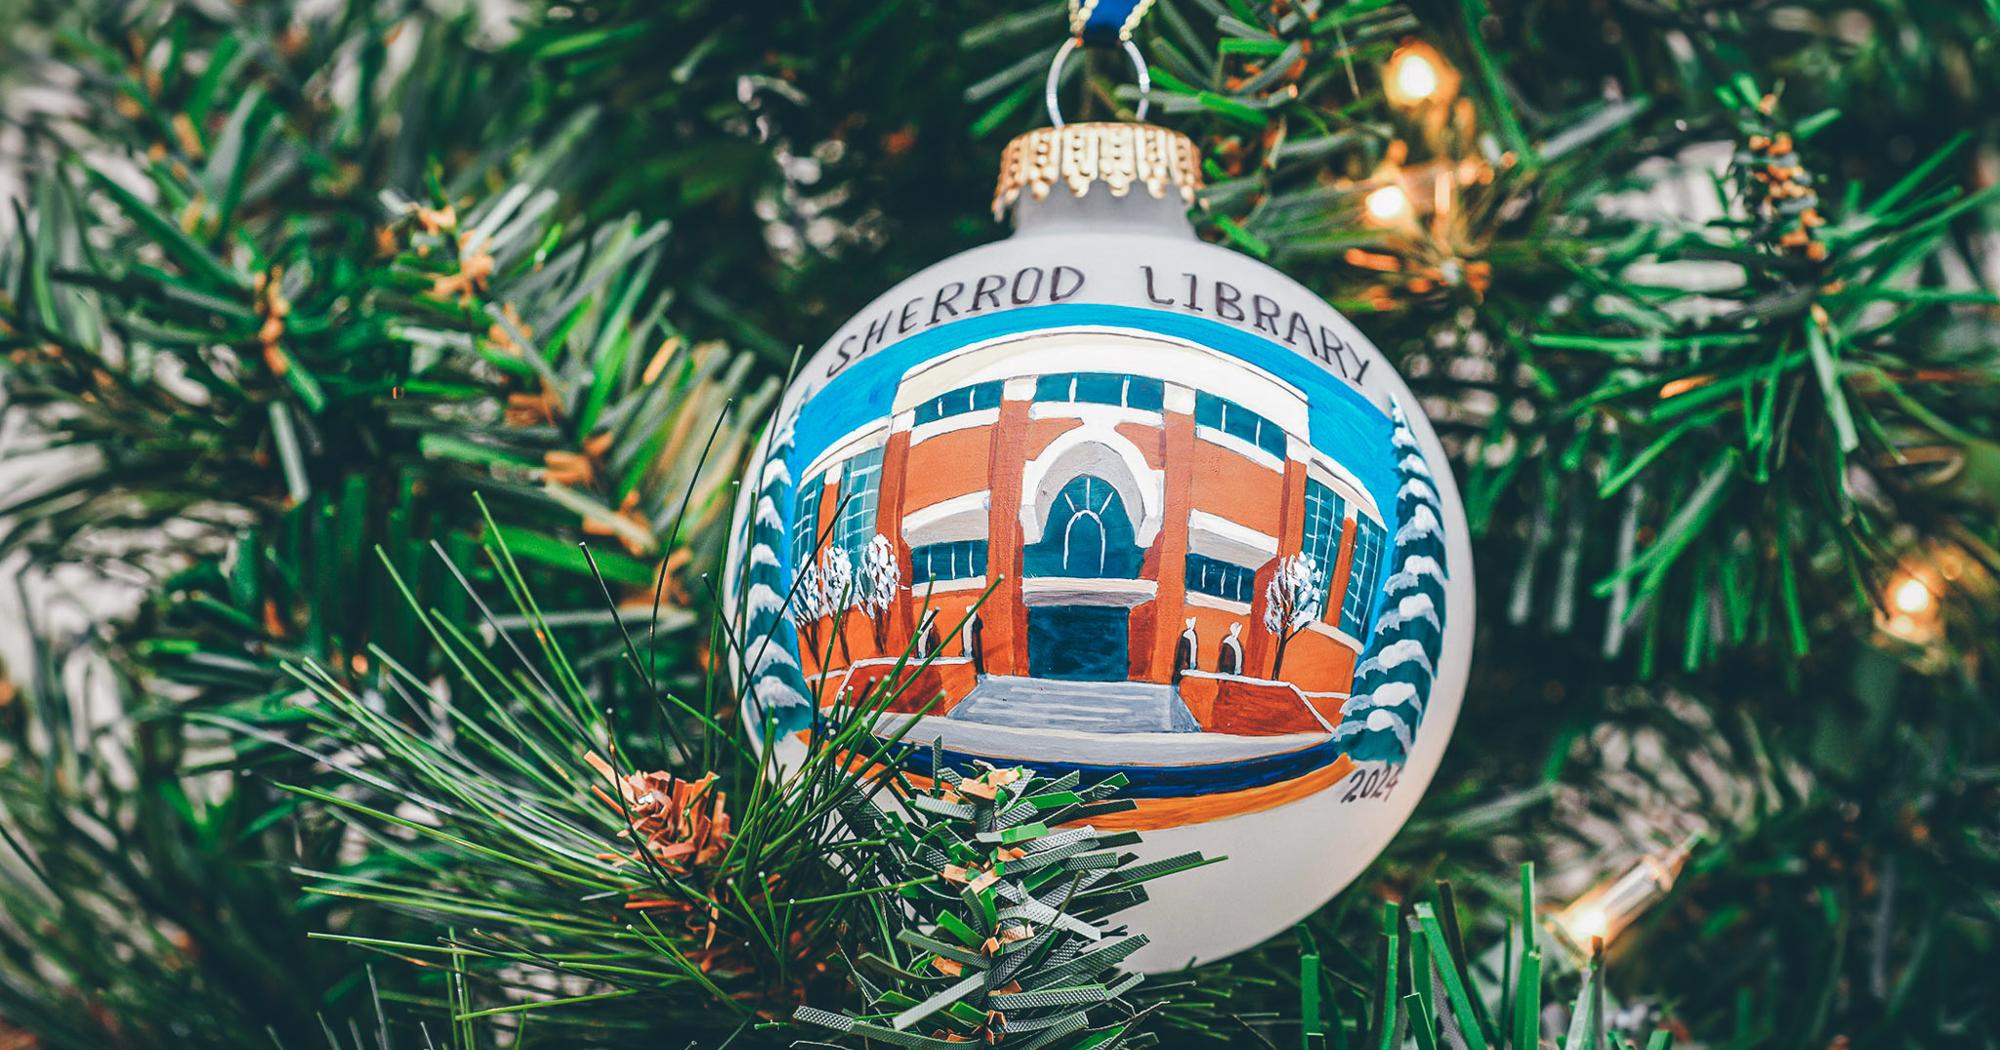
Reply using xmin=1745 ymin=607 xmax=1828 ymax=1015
xmin=992 ymin=122 xmax=1202 ymax=221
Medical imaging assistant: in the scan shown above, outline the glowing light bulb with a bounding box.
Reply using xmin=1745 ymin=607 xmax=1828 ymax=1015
xmin=1394 ymin=52 xmax=1439 ymax=102
xmin=1891 ymin=575 xmax=1934 ymax=616
xmin=1550 ymin=836 xmax=1696 ymax=956
xmin=1878 ymin=563 xmax=1946 ymax=647
xmin=1384 ymin=42 xmax=1453 ymax=108
xmin=1364 ymin=185 xmax=1411 ymax=224
xmin=1565 ymin=906 xmax=1608 ymax=943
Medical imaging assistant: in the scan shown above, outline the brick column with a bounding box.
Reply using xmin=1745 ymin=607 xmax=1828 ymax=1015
xmin=876 ymin=426 xmax=915 ymax=648
xmin=1143 ymin=395 xmax=1198 ymax=681
xmin=983 ymin=381 xmax=1036 ymax=677
xmin=1246 ymin=452 xmax=1309 ymax=677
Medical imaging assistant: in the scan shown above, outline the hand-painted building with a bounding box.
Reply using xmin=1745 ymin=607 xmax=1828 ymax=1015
xmin=789 ymin=328 xmax=1389 ymax=738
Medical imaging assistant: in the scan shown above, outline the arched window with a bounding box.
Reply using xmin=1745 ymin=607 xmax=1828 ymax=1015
xmin=1219 ymin=624 xmax=1245 ymax=676
xmin=1173 ymin=619 xmax=1198 ymax=684
xmin=1024 ymin=474 xmax=1143 ymax=578
xmin=963 ymin=610 xmax=984 ymax=675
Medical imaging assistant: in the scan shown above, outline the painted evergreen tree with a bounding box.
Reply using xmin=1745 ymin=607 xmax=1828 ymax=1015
xmin=741 ymin=425 xmax=815 ymax=736
xmin=1332 ymin=403 xmax=1448 ymax=763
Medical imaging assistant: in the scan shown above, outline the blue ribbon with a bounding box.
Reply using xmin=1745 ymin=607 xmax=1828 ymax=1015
xmin=1069 ymin=0 xmax=1155 ymax=47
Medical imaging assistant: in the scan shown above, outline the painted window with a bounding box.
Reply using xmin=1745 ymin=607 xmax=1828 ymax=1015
xmin=1194 ymin=392 xmax=1287 ymax=458
xmin=833 ymin=447 xmax=884 ymax=555
xmin=1185 ymin=553 xmax=1257 ymax=604
xmin=1033 ymin=372 xmax=1164 ymax=412
xmin=792 ymin=472 xmax=825 ymax=569
xmin=1340 ymin=515 xmax=1386 ymax=637
xmin=910 ymin=540 xmax=988 ymax=584
xmin=1300 ymin=480 xmax=1345 ymax=609
xmin=1025 ymin=474 xmax=1143 ymax=578
xmin=912 ymin=381 xmax=1003 ymax=425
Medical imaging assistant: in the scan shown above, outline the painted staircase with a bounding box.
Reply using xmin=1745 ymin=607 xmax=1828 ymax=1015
xmin=947 ymin=675 xmax=1201 ymax=734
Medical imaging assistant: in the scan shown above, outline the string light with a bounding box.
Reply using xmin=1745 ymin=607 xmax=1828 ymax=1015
xmin=1877 ymin=561 xmax=1944 ymax=647
xmin=1384 ymin=41 xmax=1454 ymax=108
xmin=1892 ymin=576 xmax=1935 ymax=616
xmin=1393 ymin=50 xmax=1438 ymax=101
xmin=1364 ymin=184 xmax=1412 ymax=224
xmin=1551 ymin=835 xmax=1696 ymax=956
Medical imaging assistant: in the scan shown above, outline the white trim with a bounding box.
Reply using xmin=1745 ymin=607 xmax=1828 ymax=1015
xmin=799 ymin=421 xmax=890 ymax=485
xmin=1020 ymin=577 xmax=1157 ymax=607
xmin=1187 ymin=510 xmax=1278 ymax=566
xmin=1163 ymin=383 xmax=1196 ymax=415
xmin=1195 ymin=425 xmax=1285 ymax=472
xmin=912 ymin=576 xmax=988 ymax=594
xmin=891 ymin=327 xmax=1309 ymax=432
xmin=1302 ymin=619 xmax=1364 ymax=651
xmin=1028 ymin=401 xmax=1164 ymax=428
xmin=901 ymin=491 xmax=991 ymax=545
xmin=1019 ymin=425 xmax=1165 ymax=547
xmin=1304 ymin=452 xmax=1384 ymax=524
xmin=909 ymin=408 xmax=999 ymax=444
xmin=1183 ymin=591 xmax=1252 ymax=615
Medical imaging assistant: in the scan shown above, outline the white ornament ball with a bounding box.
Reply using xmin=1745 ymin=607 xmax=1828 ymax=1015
xmin=725 ymin=123 xmax=1474 ymax=969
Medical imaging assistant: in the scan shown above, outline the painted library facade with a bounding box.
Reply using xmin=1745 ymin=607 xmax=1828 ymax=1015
xmin=791 ymin=328 xmax=1388 ymax=737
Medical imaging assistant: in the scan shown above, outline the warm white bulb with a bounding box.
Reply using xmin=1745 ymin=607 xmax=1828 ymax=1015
xmin=1892 ymin=576 xmax=1935 ymax=616
xmin=1566 ymin=907 xmax=1609 ymax=943
xmin=1394 ymin=53 xmax=1440 ymax=102
xmin=1364 ymin=185 xmax=1411 ymax=223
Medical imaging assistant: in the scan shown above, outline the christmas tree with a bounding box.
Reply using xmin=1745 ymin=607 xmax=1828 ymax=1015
xmin=3 ymin=0 xmax=1997 ymax=1047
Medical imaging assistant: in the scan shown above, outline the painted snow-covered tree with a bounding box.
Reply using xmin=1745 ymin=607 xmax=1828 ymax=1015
xmin=789 ymin=559 xmax=830 ymax=662
xmin=859 ymin=533 xmax=901 ymax=650
xmin=820 ymin=544 xmax=858 ymax=664
xmin=1263 ymin=553 xmax=1323 ymax=680
xmin=740 ymin=425 xmax=814 ymax=737
xmin=1332 ymin=403 xmax=1448 ymax=763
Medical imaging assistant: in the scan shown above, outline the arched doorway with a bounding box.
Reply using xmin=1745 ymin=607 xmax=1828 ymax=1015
xmin=1024 ymin=475 xmax=1143 ymax=579
xmin=1024 ymin=474 xmax=1143 ymax=680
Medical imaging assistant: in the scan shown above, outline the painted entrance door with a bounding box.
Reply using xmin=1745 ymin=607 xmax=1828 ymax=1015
xmin=1025 ymin=474 xmax=1143 ymax=680
xmin=1028 ymin=606 xmax=1130 ymax=680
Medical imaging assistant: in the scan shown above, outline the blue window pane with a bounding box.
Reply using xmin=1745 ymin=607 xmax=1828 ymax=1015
xmin=835 ymin=448 xmax=884 ymax=554
xmin=970 ymin=381 xmax=1003 ymax=411
xmin=1195 ymin=391 xmax=1225 ymax=430
xmin=1073 ymin=372 xmax=1125 ymax=405
xmin=1126 ymin=377 xmax=1164 ymax=412
xmin=1256 ymin=422 xmax=1287 ymax=458
xmin=1223 ymin=405 xmax=1258 ymax=446
xmin=915 ymin=382 xmax=1002 ymax=425
xmin=1025 ymin=475 xmax=1142 ymax=578
xmin=792 ymin=473 xmax=825 ymax=570
xmin=1339 ymin=517 xmax=1385 ymax=637
xmin=911 ymin=540 xmax=989 ymax=584
xmin=1300 ymin=481 xmax=1344 ymax=615
xmin=1035 ymin=374 xmax=1073 ymax=402
xmin=1185 ymin=552 xmax=1255 ymax=604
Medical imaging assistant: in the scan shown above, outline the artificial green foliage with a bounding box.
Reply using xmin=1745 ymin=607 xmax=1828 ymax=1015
xmin=4 ymin=0 xmax=2000 ymax=1047
xmin=794 ymin=757 xmax=1204 ymax=1049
